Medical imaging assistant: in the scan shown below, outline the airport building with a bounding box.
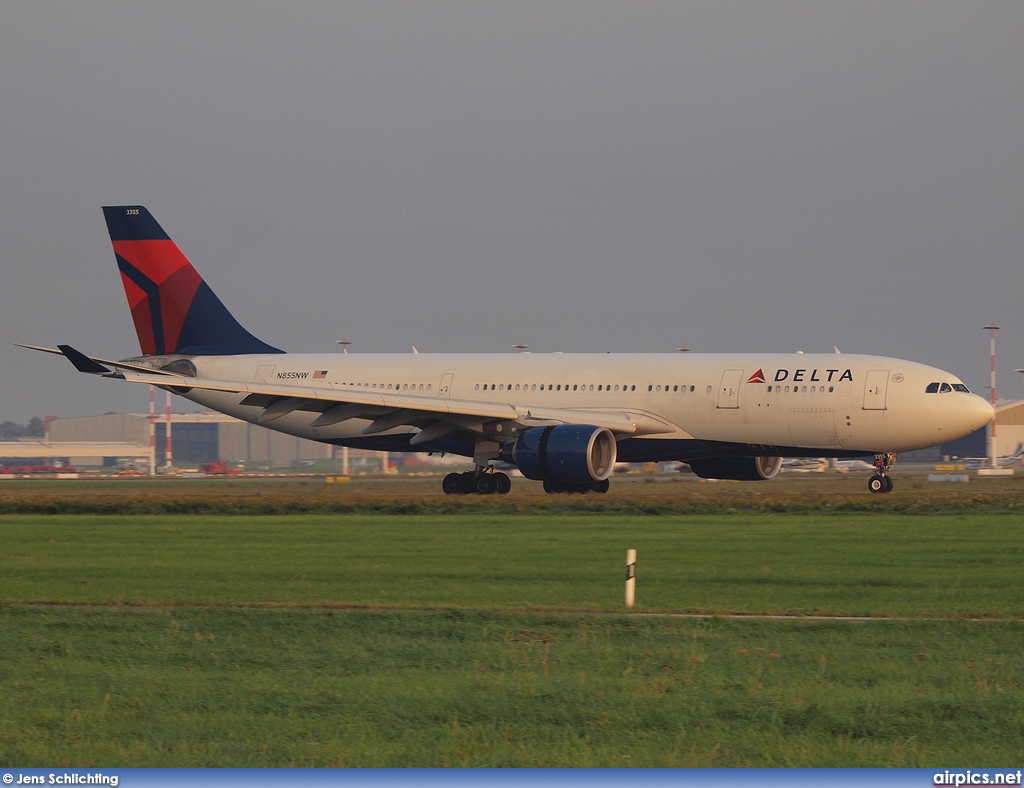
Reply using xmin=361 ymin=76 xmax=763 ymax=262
xmin=44 ymin=411 xmax=334 ymax=468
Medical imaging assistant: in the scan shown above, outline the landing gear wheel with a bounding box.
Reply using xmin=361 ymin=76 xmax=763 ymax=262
xmin=473 ymin=473 xmax=497 ymax=495
xmin=493 ymin=472 xmax=511 ymax=495
xmin=442 ymin=472 xmax=465 ymax=495
xmin=869 ymin=452 xmax=898 ymax=494
xmin=594 ymin=479 xmax=610 ymax=494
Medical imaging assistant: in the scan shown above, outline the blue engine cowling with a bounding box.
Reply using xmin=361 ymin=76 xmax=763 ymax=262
xmin=687 ymin=456 xmax=782 ymax=481
xmin=502 ymin=424 xmax=617 ymax=482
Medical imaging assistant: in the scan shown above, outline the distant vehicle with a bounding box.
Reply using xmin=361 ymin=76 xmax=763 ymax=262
xmin=834 ymin=459 xmax=875 ymax=472
xmin=781 ymin=458 xmax=827 ymax=472
xmin=199 ymin=460 xmax=240 ymax=475
xmin=964 ymin=443 xmax=1024 ymax=471
xmin=22 ymin=205 xmax=995 ymax=496
xmin=0 ymin=463 xmax=77 ymax=475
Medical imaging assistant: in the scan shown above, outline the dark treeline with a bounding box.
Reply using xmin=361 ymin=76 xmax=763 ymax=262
xmin=0 ymin=417 xmax=45 ymax=440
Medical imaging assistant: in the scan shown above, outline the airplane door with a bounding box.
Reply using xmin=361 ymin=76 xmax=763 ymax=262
xmin=717 ymin=369 xmax=743 ymax=409
xmin=255 ymin=365 xmax=276 ymax=383
xmin=863 ymin=370 xmax=889 ymax=410
xmin=439 ymin=372 xmax=454 ymax=398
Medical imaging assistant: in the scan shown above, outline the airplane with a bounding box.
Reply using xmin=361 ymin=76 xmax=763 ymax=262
xmin=963 ymin=443 xmax=1024 ymax=471
xmin=20 ymin=205 xmax=995 ymax=496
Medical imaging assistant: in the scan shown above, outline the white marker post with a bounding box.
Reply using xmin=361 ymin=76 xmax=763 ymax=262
xmin=625 ymin=549 xmax=636 ymax=608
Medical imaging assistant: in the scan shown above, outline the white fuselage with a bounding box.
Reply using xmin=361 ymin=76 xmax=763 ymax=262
xmin=156 ymin=351 xmax=993 ymax=460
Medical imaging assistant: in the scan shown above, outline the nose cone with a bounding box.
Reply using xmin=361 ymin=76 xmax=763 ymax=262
xmin=965 ymin=395 xmax=996 ymax=433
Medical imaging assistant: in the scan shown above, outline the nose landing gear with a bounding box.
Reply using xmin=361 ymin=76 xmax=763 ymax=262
xmin=868 ymin=453 xmax=897 ymax=494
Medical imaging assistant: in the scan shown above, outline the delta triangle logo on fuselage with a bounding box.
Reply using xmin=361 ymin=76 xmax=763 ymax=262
xmin=747 ymin=369 xmax=766 ymax=384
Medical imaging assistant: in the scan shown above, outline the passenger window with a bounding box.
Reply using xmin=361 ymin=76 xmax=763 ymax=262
xmin=926 ymin=382 xmax=939 ymax=393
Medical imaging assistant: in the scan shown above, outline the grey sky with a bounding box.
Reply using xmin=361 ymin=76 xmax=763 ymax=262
xmin=2 ymin=2 xmax=1022 ymax=423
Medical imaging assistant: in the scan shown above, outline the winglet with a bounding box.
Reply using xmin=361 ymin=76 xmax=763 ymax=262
xmin=57 ymin=345 xmax=114 ymax=375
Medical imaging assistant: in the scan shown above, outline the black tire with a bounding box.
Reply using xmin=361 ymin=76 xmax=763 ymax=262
xmin=473 ymin=473 xmax=496 ymax=495
xmin=494 ymin=472 xmax=512 ymax=494
xmin=868 ymin=474 xmax=886 ymax=494
xmin=594 ymin=479 xmax=610 ymax=494
xmin=442 ymin=472 xmax=464 ymax=495
xmin=883 ymin=475 xmax=894 ymax=493
xmin=543 ymin=480 xmax=562 ymax=494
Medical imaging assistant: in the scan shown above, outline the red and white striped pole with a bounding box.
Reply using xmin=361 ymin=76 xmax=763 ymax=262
xmin=984 ymin=323 xmax=999 ymax=468
xmin=165 ymin=389 xmax=173 ymax=471
xmin=149 ymin=385 xmax=156 ymax=475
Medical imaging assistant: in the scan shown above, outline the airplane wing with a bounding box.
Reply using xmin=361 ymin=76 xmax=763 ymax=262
xmin=27 ymin=343 xmax=685 ymax=442
xmin=112 ymin=369 xmax=680 ymax=439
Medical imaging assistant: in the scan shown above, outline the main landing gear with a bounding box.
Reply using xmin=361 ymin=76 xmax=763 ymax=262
xmin=442 ymin=469 xmax=511 ymax=495
xmin=868 ymin=452 xmax=897 ymax=494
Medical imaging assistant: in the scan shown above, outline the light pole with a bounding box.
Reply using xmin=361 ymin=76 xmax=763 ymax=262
xmin=984 ymin=324 xmax=999 ymax=468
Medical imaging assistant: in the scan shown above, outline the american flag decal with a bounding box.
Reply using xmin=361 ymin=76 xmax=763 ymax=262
xmin=313 ymin=370 xmax=328 ymax=379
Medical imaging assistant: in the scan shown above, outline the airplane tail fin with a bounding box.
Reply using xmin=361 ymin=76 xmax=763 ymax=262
xmin=103 ymin=206 xmax=282 ymax=356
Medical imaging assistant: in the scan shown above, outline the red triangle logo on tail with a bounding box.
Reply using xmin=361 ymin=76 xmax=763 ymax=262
xmin=747 ymin=369 xmax=766 ymax=384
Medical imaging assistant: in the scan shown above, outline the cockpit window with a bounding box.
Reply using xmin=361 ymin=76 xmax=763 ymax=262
xmin=952 ymin=383 xmax=971 ymax=393
xmin=926 ymin=382 xmax=939 ymax=394
xmin=939 ymin=383 xmax=952 ymax=393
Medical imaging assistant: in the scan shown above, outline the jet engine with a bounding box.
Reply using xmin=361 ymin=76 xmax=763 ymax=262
xmin=687 ymin=455 xmax=782 ymax=481
xmin=502 ymin=424 xmax=617 ymax=482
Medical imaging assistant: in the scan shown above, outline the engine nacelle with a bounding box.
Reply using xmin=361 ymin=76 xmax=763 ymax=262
xmin=502 ymin=424 xmax=617 ymax=483
xmin=687 ymin=456 xmax=782 ymax=481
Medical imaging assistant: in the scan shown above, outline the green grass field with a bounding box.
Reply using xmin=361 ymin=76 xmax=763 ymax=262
xmin=2 ymin=512 xmax=1022 ymax=615
xmin=2 ymin=509 xmax=1023 ymax=766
